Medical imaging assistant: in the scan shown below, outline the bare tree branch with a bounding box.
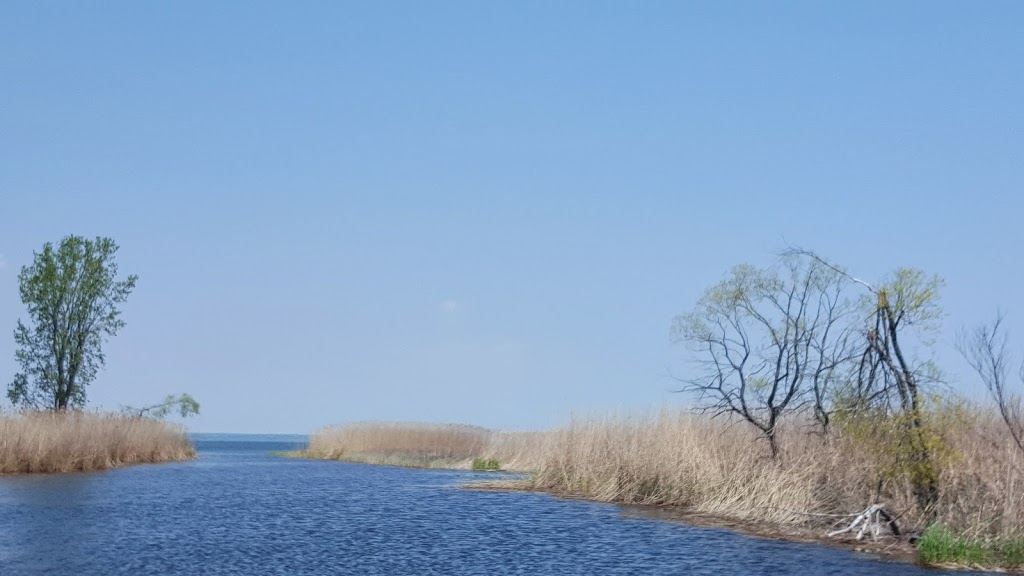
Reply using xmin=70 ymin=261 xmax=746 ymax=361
xmin=956 ymin=312 xmax=1024 ymax=455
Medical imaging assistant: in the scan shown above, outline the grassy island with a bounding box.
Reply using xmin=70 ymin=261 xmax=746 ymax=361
xmin=0 ymin=411 xmax=196 ymax=474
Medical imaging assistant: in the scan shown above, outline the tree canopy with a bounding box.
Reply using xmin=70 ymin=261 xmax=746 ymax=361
xmin=7 ymin=235 xmax=137 ymax=410
xmin=672 ymin=255 xmax=854 ymax=456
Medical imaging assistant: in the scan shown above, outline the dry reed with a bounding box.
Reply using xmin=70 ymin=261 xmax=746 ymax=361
xmin=486 ymin=409 xmax=1024 ymax=542
xmin=0 ymin=410 xmax=196 ymax=474
xmin=305 ymin=422 xmax=492 ymax=468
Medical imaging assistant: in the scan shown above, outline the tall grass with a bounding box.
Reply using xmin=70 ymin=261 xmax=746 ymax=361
xmin=0 ymin=410 xmax=196 ymax=474
xmin=489 ymin=412 xmax=858 ymax=525
xmin=304 ymin=422 xmax=492 ymax=468
xmin=480 ymin=430 xmax=559 ymax=472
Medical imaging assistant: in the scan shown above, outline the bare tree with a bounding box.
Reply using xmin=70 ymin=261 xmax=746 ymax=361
xmin=957 ymin=312 xmax=1024 ymax=455
xmin=672 ymin=256 xmax=853 ymax=457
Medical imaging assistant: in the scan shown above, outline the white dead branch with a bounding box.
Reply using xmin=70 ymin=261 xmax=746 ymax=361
xmin=827 ymin=504 xmax=902 ymax=540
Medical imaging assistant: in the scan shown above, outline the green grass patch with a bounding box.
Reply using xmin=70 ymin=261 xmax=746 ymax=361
xmin=472 ymin=458 xmax=500 ymax=471
xmin=918 ymin=524 xmax=1024 ymax=569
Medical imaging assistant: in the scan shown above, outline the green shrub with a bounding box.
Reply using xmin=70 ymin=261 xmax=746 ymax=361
xmin=472 ymin=457 xmax=500 ymax=471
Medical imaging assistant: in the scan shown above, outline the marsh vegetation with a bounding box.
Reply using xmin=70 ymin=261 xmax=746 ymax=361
xmin=299 ymin=422 xmax=493 ymax=468
xmin=0 ymin=411 xmax=195 ymax=474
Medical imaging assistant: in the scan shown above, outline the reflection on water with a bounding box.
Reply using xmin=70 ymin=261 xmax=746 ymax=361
xmin=0 ymin=435 xmax=979 ymax=575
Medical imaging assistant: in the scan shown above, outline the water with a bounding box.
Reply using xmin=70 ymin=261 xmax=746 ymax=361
xmin=0 ymin=435 xmax=978 ymax=575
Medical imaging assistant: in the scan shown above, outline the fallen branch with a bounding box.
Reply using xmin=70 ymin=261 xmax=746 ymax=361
xmin=827 ymin=504 xmax=902 ymax=540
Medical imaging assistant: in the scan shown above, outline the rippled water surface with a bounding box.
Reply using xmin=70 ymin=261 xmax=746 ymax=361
xmin=0 ymin=435 xmax=978 ymax=575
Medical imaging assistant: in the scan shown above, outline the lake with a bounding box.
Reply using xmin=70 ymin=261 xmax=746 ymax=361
xmin=0 ymin=434 xmax=979 ymax=575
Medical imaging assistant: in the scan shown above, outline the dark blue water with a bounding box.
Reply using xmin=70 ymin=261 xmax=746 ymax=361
xmin=0 ymin=435 xmax=977 ymax=575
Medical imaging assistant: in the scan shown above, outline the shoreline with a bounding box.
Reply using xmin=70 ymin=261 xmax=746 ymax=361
xmin=0 ymin=452 xmax=198 ymax=477
xmin=284 ymin=455 xmax=930 ymax=567
xmin=463 ymin=479 xmax=1007 ymax=573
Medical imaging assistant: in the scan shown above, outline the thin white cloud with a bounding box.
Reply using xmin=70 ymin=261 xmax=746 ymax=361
xmin=439 ymin=299 xmax=458 ymax=313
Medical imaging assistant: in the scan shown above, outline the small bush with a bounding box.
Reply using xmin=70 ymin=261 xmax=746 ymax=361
xmin=472 ymin=458 xmax=500 ymax=471
xmin=832 ymin=396 xmax=969 ymax=504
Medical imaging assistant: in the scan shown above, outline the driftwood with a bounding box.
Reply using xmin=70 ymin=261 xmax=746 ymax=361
xmin=827 ymin=504 xmax=902 ymax=540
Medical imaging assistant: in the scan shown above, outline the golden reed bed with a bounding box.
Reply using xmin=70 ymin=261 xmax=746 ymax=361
xmin=0 ymin=411 xmax=195 ymax=474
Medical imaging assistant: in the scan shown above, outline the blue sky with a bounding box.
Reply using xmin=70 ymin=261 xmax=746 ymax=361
xmin=1 ymin=2 xmax=1021 ymax=433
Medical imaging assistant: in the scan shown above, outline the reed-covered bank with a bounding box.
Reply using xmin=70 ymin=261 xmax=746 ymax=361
xmin=0 ymin=411 xmax=196 ymax=474
xmin=299 ymin=422 xmax=493 ymax=468
xmin=305 ymin=408 xmax=1024 ymax=571
xmin=498 ymin=410 xmax=1024 ymax=569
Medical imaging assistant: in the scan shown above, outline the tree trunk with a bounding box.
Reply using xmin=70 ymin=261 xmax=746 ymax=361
xmin=881 ymin=303 xmax=939 ymax=515
xmin=768 ymin=430 xmax=780 ymax=459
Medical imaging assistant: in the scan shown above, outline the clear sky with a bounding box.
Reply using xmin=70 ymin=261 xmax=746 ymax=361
xmin=1 ymin=2 xmax=1021 ymax=433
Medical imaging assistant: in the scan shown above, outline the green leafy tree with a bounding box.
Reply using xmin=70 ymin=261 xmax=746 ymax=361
xmin=7 ymin=236 xmax=137 ymax=410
